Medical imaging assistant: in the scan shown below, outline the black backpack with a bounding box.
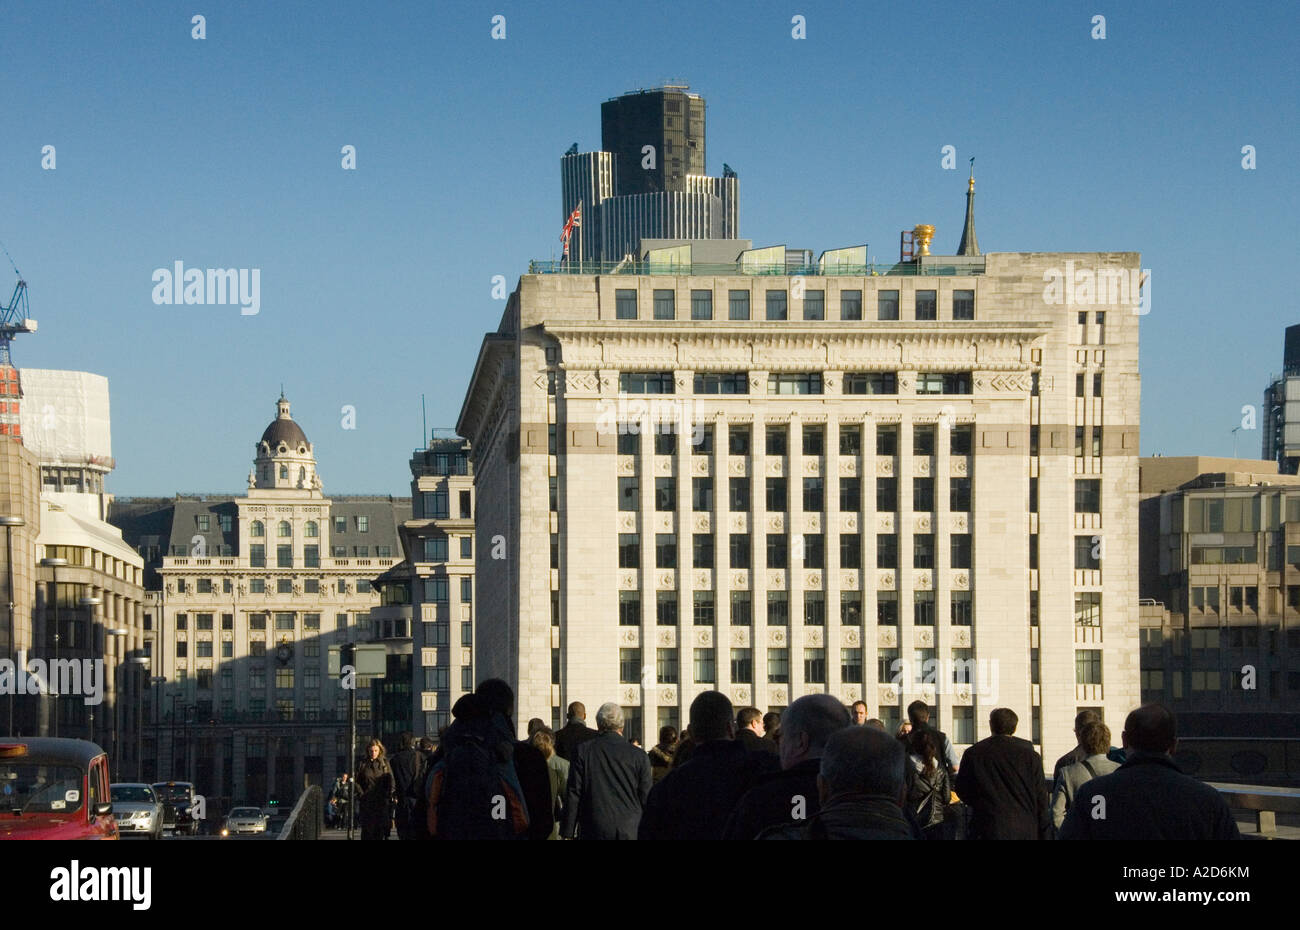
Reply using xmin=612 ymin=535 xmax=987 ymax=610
xmin=426 ymin=713 xmax=529 ymax=840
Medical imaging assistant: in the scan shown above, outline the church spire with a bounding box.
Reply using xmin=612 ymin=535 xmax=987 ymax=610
xmin=957 ymin=158 xmax=980 ymax=257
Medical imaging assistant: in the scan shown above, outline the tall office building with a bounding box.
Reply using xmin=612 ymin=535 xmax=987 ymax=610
xmin=561 ymin=87 xmax=739 ymax=264
xmin=1138 ymin=455 xmax=1300 ymax=783
xmin=1262 ymin=324 xmax=1300 ymax=475
xmin=15 ymin=369 xmax=145 ymax=766
xmin=601 ymin=87 xmax=707 ymax=194
xmin=400 ymin=436 xmax=476 ymax=738
xmin=459 ymin=183 xmax=1143 ymax=769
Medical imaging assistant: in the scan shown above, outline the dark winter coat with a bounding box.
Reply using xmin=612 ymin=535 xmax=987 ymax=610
xmin=722 ymin=758 xmax=822 ymax=840
xmin=757 ymin=793 xmax=916 ymax=841
xmin=561 ymin=730 xmax=652 ymax=840
xmin=954 ymin=734 xmax=1050 ymax=840
xmin=1058 ymin=752 xmax=1240 ymax=841
xmin=638 ymin=739 xmax=778 ymax=841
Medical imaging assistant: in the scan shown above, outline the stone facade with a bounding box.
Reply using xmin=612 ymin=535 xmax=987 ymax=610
xmin=459 ymin=251 xmax=1142 ymax=767
xmin=111 ymin=397 xmax=408 ymax=808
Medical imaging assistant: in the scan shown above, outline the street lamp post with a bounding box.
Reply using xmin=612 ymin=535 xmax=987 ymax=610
xmin=149 ymin=675 xmax=165 ymax=782
xmin=40 ymin=557 xmax=68 ymax=738
xmin=105 ymin=626 xmax=128 ymax=776
xmin=170 ymin=693 xmax=181 ymax=778
xmin=128 ymin=657 xmax=149 ymax=781
xmin=79 ymin=596 xmax=101 ymax=744
xmin=0 ymin=515 xmax=25 ymax=736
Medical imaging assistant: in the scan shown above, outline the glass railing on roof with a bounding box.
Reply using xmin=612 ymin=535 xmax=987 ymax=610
xmin=528 ymin=260 xmax=983 ymax=276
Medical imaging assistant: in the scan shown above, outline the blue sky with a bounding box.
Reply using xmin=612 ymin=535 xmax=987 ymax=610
xmin=2 ymin=0 xmax=1296 ymax=495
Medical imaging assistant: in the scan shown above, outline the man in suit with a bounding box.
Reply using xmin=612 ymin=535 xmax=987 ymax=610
xmin=954 ymin=707 xmax=1050 ymax=840
xmin=554 ymin=701 xmax=598 ymax=761
xmin=736 ymin=706 xmax=779 ymax=756
xmin=560 ymin=703 xmax=652 ymax=840
xmin=1059 ymin=704 xmax=1240 ymax=841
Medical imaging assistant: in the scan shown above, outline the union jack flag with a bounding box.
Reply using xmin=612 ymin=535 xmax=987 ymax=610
xmin=561 ymin=203 xmax=582 ymax=257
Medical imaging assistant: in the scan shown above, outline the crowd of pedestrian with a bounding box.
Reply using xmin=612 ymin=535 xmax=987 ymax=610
xmin=335 ymin=682 xmax=1240 ymax=841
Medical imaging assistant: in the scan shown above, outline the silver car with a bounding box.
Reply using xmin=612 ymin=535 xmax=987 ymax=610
xmin=221 ymin=806 xmax=270 ymax=836
xmin=110 ymin=783 xmax=163 ymax=840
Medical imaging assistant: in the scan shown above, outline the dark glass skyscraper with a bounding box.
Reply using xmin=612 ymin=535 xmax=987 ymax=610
xmin=600 ymin=86 xmax=706 ymax=195
xmin=561 ymin=86 xmax=738 ymax=264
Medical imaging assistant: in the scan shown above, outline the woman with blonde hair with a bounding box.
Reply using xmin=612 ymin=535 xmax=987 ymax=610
xmin=529 ymin=727 xmax=568 ymax=839
xmin=355 ymin=737 xmax=394 ymax=840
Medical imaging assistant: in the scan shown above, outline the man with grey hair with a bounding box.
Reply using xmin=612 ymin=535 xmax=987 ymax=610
xmin=561 ymin=701 xmax=652 ymax=840
xmin=759 ymin=726 xmax=915 ymax=840
xmin=724 ymin=694 xmax=850 ymax=839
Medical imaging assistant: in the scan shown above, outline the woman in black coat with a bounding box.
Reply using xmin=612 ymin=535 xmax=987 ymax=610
xmin=355 ymin=738 xmax=394 ymax=840
xmin=906 ymin=728 xmax=952 ymax=841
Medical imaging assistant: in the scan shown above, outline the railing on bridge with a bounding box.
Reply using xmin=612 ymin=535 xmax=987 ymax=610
xmin=1042 ymin=777 xmax=1300 ymax=838
xmin=1210 ymin=783 xmax=1300 ymax=838
xmin=278 ymin=784 xmax=323 ymax=841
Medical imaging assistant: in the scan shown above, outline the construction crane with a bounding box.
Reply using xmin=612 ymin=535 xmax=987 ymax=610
xmin=0 ymin=247 xmax=37 ymax=367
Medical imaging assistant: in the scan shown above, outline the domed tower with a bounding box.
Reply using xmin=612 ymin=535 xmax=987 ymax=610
xmin=251 ymin=393 xmax=322 ymax=493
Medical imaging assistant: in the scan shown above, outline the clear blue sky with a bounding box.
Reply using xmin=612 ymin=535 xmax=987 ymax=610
xmin=3 ymin=0 xmax=1296 ymax=496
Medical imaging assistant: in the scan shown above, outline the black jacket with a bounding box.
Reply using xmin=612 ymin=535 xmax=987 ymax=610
xmin=513 ymin=741 xmax=555 ymax=841
xmin=1058 ymin=752 xmax=1241 ymax=841
xmin=554 ymin=720 xmax=599 ymax=761
xmin=758 ymin=794 xmax=916 ymax=841
xmin=390 ymin=748 xmax=425 ymax=802
xmin=722 ymin=758 xmax=822 ymax=840
xmin=737 ymin=729 xmax=780 ymax=756
xmin=954 ymin=734 xmax=1050 ymax=840
xmin=561 ymin=731 xmax=652 ymax=840
xmin=907 ymin=759 xmax=952 ymax=830
xmin=639 ymin=740 xmax=779 ymax=841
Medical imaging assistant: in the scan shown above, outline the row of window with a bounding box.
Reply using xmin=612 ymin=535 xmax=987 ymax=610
xmin=178 ymin=576 xmax=374 ymax=594
xmin=615 ymin=589 xmax=975 ymax=626
xmin=618 ymin=476 xmax=976 ymax=514
xmin=419 ymin=577 xmax=475 ymax=604
xmin=619 ymin=370 xmax=972 ymax=396
xmin=615 ymin=424 xmax=974 ymax=458
xmin=418 ymin=489 xmax=474 ymax=520
xmin=244 ymin=544 xmax=392 ymax=567
xmin=418 ymin=536 xmax=473 ymax=562
xmin=1143 ymin=668 xmax=1300 ymax=694
xmin=616 ymin=532 xmax=973 ymax=570
xmin=1029 ymin=426 xmax=1105 ymax=457
xmin=1189 ymin=585 xmax=1261 ymax=613
xmin=615 ymin=288 xmax=976 ymax=322
xmin=247 ymin=517 xmax=369 ymax=538
xmin=617 ymin=646 xmax=985 ymax=687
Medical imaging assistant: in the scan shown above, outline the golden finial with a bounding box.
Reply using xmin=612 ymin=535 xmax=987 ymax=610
xmin=968 ymin=156 xmax=975 ymax=192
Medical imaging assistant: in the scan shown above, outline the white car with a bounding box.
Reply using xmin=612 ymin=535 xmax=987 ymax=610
xmin=110 ymin=783 xmax=163 ymax=840
xmin=221 ymin=806 xmax=270 ymax=836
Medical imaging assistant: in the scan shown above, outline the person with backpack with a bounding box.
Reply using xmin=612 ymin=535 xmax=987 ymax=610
xmin=906 ymin=727 xmax=953 ymax=840
xmin=355 ymin=738 xmax=394 ymax=841
xmin=388 ymin=732 xmax=427 ymax=840
xmin=1050 ymin=720 xmax=1119 ymax=832
xmin=425 ymin=680 xmax=553 ymax=840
